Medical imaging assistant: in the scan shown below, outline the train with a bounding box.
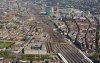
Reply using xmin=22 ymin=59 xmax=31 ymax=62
xmin=57 ymin=53 xmax=68 ymax=63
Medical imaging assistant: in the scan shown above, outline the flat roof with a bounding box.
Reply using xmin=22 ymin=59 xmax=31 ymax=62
xmin=30 ymin=42 xmax=42 ymax=47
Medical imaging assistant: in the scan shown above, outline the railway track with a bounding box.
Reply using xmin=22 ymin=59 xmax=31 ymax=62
xmin=45 ymin=41 xmax=53 ymax=53
xmin=54 ymin=43 xmax=92 ymax=63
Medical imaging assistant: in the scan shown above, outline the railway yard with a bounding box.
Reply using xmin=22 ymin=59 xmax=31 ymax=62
xmin=0 ymin=0 xmax=99 ymax=63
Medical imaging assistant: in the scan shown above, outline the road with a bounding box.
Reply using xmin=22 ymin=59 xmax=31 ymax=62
xmin=30 ymin=4 xmax=93 ymax=63
xmin=9 ymin=1 xmax=93 ymax=63
xmin=84 ymin=17 xmax=92 ymax=49
xmin=31 ymin=5 xmax=67 ymax=43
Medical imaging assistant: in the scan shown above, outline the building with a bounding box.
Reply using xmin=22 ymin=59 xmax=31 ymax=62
xmin=24 ymin=41 xmax=47 ymax=54
xmin=30 ymin=42 xmax=42 ymax=50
